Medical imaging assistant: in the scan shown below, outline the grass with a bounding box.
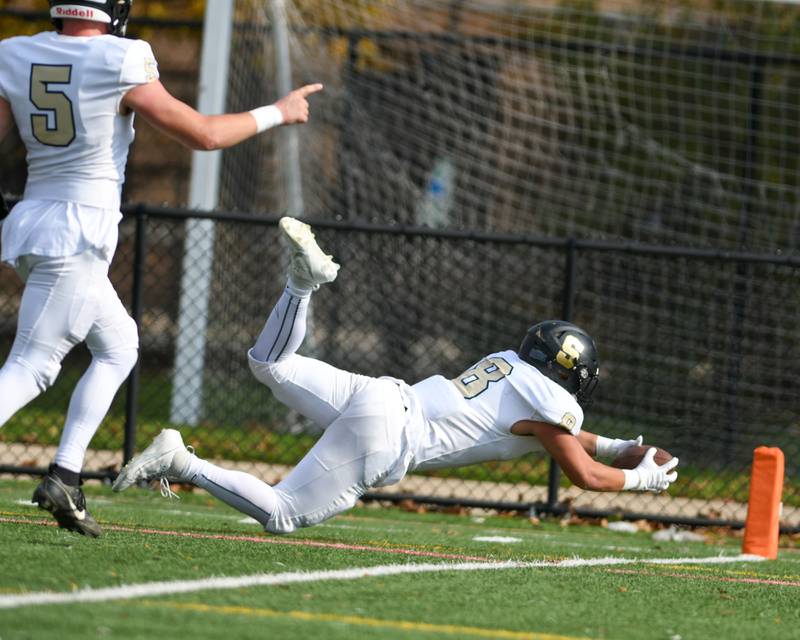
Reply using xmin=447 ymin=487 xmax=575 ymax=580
xmin=1 ymin=479 xmax=799 ymax=639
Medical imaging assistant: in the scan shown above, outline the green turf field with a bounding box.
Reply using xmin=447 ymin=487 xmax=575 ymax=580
xmin=1 ymin=479 xmax=798 ymax=640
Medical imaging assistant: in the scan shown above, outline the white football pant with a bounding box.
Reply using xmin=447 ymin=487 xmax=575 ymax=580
xmin=0 ymin=249 xmax=139 ymax=472
xmin=185 ymin=286 xmax=417 ymax=534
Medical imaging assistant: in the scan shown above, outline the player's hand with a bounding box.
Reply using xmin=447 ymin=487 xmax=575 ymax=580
xmin=274 ymin=83 xmax=323 ymax=125
xmin=628 ymin=448 xmax=679 ymax=492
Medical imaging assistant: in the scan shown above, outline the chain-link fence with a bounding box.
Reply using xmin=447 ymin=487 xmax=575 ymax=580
xmin=1 ymin=204 xmax=798 ymax=530
xmin=1 ymin=2 xmax=799 ymax=530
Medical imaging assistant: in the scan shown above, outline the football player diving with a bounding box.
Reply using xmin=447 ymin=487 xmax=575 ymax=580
xmin=115 ymin=218 xmax=679 ymax=535
xmin=0 ymin=0 xmax=323 ymax=536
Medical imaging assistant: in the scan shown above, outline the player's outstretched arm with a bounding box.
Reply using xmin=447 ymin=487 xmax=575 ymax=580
xmin=529 ymin=422 xmax=678 ymax=493
xmin=121 ymin=81 xmax=323 ymax=151
xmin=532 ymin=422 xmax=627 ymax=491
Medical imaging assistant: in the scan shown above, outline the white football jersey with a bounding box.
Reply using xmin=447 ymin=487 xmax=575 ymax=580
xmin=410 ymin=350 xmax=584 ymax=471
xmin=0 ymin=31 xmax=158 ymax=210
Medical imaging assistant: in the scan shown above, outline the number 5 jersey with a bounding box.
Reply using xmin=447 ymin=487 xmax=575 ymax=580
xmin=0 ymin=31 xmax=158 ymax=264
xmin=0 ymin=31 xmax=158 ymax=210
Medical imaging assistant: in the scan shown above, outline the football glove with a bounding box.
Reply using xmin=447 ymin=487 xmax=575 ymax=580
xmin=622 ymin=448 xmax=679 ymax=492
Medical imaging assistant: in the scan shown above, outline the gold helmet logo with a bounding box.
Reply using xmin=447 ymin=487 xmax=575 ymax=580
xmin=555 ymin=335 xmax=585 ymax=370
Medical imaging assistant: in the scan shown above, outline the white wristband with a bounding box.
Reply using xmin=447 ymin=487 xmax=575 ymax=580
xmin=595 ymin=435 xmax=615 ymax=458
xmin=622 ymin=469 xmax=641 ymax=491
xmin=249 ymin=105 xmax=283 ymax=133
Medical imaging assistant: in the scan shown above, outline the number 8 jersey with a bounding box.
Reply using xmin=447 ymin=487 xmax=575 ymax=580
xmin=0 ymin=31 xmax=158 ymax=210
xmin=409 ymin=350 xmax=585 ymax=471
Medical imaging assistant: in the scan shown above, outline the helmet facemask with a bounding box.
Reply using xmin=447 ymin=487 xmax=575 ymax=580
xmin=574 ymin=364 xmax=599 ymax=407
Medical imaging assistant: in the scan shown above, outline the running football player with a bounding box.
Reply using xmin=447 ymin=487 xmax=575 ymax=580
xmin=114 ymin=217 xmax=679 ymax=534
xmin=0 ymin=1 xmax=322 ymax=536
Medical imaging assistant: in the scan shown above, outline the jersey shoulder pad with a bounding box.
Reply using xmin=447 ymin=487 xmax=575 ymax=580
xmin=509 ymin=353 xmax=585 ymax=434
xmin=119 ymin=38 xmax=159 ymax=85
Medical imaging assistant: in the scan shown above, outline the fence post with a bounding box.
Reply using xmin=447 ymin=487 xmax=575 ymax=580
xmin=546 ymin=238 xmax=578 ymax=513
xmin=724 ymin=61 xmax=763 ymax=465
xmin=338 ymin=33 xmax=359 ymax=219
xmin=123 ymin=206 xmax=147 ymax=465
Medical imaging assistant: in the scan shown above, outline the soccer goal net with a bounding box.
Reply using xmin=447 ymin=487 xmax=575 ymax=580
xmin=159 ymin=0 xmax=795 ymax=523
xmin=219 ymin=0 xmax=800 ymax=251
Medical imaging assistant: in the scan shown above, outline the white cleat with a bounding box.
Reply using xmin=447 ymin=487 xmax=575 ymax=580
xmin=279 ymin=216 xmax=340 ymax=290
xmin=112 ymin=429 xmax=192 ymax=492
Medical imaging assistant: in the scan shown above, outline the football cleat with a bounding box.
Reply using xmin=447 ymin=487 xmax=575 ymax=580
xmin=112 ymin=429 xmax=192 ymax=492
xmin=32 ymin=473 xmax=102 ymax=537
xmin=279 ymin=216 xmax=340 ymax=290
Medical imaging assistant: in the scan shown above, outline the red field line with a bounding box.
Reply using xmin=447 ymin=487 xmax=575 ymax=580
xmin=0 ymin=515 xmax=493 ymax=562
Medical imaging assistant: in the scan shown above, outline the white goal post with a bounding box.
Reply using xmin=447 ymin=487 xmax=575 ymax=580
xmin=168 ymin=0 xmax=234 ymax=426
xmin=169 ymin=0 xmax=306 ymax=426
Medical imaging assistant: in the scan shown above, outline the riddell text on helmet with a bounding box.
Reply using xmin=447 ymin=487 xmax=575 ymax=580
xmin=54 ymin=7 xmax=100 ymax=19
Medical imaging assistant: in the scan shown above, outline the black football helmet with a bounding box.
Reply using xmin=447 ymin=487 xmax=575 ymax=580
xmin=50 ymin=1 xmax=133 ymax=37
xmin=518 ymin=320 xmax=599 ymax=406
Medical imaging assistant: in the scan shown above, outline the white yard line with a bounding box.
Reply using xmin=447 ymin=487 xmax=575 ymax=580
xmin=473 ymin=536 xmax=523 ymax=543
xmin=0 ymin=554 xmax=764 ymax=610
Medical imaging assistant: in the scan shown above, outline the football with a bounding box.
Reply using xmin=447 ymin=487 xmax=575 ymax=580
xmin=611 ymin=444 xmax=674 ymax=469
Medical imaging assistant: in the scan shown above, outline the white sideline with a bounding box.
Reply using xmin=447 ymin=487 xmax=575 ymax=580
xmin=0 ymin=554 xmax=763 ymax=610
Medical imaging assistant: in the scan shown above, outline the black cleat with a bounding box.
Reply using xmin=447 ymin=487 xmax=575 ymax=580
xmin=32 ymin=473 xmax=102 ymax=537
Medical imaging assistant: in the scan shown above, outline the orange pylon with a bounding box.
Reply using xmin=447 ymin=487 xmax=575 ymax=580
xmin=742 ymin=447 xmax=785 ymax=560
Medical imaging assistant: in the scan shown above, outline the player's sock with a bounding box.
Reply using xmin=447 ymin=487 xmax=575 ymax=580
xmin=50 ymin=464 xmax=80 ymax=486
xmin=0 ymin=361 xmax=42 ymax=427
xmin=188 ymin=457 xmax=278 ymax=526
xmin=250 ymin=287 xmax=310 ymax=363
xmin=287 ymin=277 xmax=314 ymax=298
